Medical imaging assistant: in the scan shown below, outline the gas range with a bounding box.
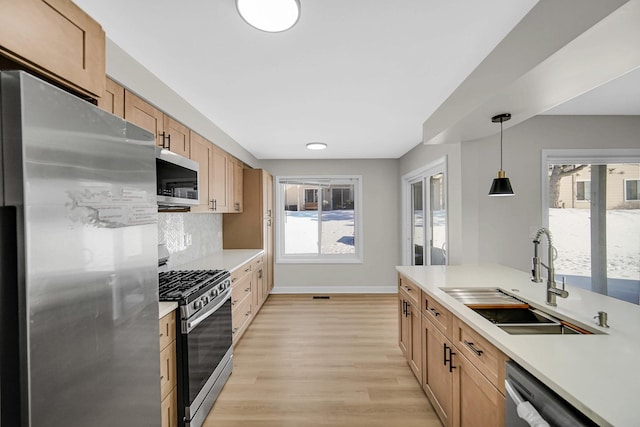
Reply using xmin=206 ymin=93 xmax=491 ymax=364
xmin=158 ymin=269 xmax=231 ymax=319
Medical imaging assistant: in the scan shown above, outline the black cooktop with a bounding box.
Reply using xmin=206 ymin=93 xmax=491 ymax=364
xmin=158 ymin=270 xmax=229 ymax=302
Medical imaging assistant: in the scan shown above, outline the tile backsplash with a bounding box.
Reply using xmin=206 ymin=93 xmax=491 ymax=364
xmin=158 ymin=212 xmax=222 ymax=268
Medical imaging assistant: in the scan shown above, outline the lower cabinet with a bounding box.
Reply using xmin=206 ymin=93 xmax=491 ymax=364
xmin=422 ymin=314 xmax=453 ymax=427
xmin=399 ymin=274 xmax=507 ymax=427
xmin=231 ymin=253 xmax=267 ymax=346
xmin=159 ymin=310 xmax=177 ymax=427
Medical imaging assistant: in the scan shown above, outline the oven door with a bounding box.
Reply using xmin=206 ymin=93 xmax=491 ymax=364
xmin=178 ymin=288 xmax=233 ymax=425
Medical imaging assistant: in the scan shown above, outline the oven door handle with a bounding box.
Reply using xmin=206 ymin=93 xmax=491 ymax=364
xmin=184 ymin=288 xmax=232 ymax=334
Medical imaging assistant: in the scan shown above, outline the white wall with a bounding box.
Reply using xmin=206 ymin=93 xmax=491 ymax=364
xmin=460 ymin=115 xmax=640 ymax=273
xmin=260 ymin=159 xmax=400 ymax=293
xmin=105 ymin=39 xmax=259 ymax=168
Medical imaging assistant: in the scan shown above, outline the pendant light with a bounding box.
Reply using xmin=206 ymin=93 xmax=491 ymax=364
xmin=488 ymin=113 xmax=515 ymax=196
xmin=236 ymin=0 xmax=300 ymax=33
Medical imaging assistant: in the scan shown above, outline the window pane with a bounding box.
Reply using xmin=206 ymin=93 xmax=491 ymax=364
xmin=429 ymin=173 xmax=447 ymax=265
xmin=321 ymin=184 xmax=355 ymax=255
xmin=549 ymin=163 xmax=640 ymax=304
xmin=283 ymin=183 xmax=318 ymax=255
xmin=411 ymin=181 xmax=424 ymax=265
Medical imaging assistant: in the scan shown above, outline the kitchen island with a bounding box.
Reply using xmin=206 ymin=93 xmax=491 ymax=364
xmin=396 ymin=264 xmax=640 ymax=427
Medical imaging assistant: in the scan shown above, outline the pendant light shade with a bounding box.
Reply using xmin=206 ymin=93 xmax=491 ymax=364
xmin=488 ymin=113 xmax=515 ymax=197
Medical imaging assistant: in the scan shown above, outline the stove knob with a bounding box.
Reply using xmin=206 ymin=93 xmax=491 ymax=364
xmin=210 ymin=289 xmax=218 ymax=298
xmin=203 ymin=296 xmax=209 ymax=305
xmin=193 ymin=300 xmax=203 ymax=310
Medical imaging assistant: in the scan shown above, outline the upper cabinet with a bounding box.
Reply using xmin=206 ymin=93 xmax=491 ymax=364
xmin=231 ymin=157 xmax=244 ymax=213
xmin=98 ymin=78 xmax=125 ymax=118
xmin=124 ymin=90 xmax=191 ymax=157
xmin=124 ymin=90 xmax=165 ymax=147
xmin=0 ymin=0 xmax=105 ymax=98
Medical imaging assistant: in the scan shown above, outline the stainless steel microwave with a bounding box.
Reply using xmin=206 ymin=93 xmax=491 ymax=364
xmin=156 ymin=147 xmax=199 ymax=208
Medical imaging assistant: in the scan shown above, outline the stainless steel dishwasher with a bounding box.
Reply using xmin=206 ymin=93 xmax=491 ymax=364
xmin=505 ymin=361 xmax=598 ymax=427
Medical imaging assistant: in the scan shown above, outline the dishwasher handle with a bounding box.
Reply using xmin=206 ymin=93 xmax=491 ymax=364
xmin=505 ymin=380 xmax=551 ymax=427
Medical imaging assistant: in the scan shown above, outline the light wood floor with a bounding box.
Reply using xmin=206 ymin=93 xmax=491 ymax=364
xmin=204 ymin=294 xmax=441 ymax=427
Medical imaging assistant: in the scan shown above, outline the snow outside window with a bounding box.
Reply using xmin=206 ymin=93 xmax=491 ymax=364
xmin=276 ymin=176 xmax=363 ymax=264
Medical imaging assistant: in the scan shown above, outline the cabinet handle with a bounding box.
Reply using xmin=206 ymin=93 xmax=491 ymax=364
xmin=232 ymin=327 xmax=239 ymax=334
xmin=209 ymin=199 xmax=215 ymax=210
xmin=428 ymin=307 xmax=440 ymax=317
xmin=159 ymin=131 xmax=167 ymax=149
xmin=166 ymin=133 xmax=171 ymax=151
xmin=463 ymin=340 xmax=484 ymax=357
xmin=258 ymin=270 xmax=263 ymax=279
xmin=235 ymin=202 xmax=240 ymax=211
xmin=245 ymin=287 xmax=250 ymax=292
xmin=244 ymin=267 xmax=251 ymax=273
xmin=213 ymin=199 xmax=217 ymax=211
xmin=160 ymin=375 xmax=165 ymax=380
xmin=444 ymin=343 xmax=456 ymax=372
xmin=232 ymin=277 xmax=238 ymax=283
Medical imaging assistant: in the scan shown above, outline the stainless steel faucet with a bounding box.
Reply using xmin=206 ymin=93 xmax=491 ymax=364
xmin=531 ymin=228 xmax=568 ymax=306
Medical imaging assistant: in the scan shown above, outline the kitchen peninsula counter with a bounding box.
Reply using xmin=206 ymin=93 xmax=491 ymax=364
xmin=396 ymin=264 xmax=640 ymax=427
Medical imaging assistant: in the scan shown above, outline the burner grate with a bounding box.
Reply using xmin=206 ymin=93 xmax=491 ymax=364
xmin=159 ymin=269 xmax=227 ymax=301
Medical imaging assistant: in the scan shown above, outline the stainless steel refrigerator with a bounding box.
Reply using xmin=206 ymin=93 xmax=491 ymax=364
xmin=0 ymin=71 xmax=161 ymax=426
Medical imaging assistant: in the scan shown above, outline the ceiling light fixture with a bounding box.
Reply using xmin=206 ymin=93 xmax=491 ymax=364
xmin=236 ymin=0 xmax=300 ymax=33
xmin=306 ymin=142 xmax=327 ymax=150
xmin=488 ymin=113 xmax=515 ymax=197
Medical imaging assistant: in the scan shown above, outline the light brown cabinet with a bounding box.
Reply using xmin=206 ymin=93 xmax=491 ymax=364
xmin=398 ymin=274 xmax=507 ymax=427
xmin=97 ymin=78 xmax=125 ymax=118
xmin=398 ymin=278 xmax=422 ymax=381
xmin=159 ymin=310 xmax=177 ymax=427
xmin=0 ymin=0 xmax=106 ymax=98
xmin=223 ymin=169 xmax=274 ymax=293
xmin=231 ymin=157 xmax=244 ymax=213
xmin=189 ymin=131 xmax=242 ymax=213
xmin=422 ymin=314 xmax=453 ymax=427
xmin=124 ymin=90 xmax=165 ymax=147
xmin=231 ymin=259 xmax=254 ymax=345
xmin=163 ymin=115 xmax=190 ymax=158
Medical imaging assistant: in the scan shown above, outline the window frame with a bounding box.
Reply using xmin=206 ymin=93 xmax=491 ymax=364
xmin=275 ymin=175 xmax=363 ymax=264
xmin=624 ymin=179 xmax=640 ymax=201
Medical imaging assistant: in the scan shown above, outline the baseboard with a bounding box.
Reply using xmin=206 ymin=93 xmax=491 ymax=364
xmin=270 ymin=285 xmax=397 ymax=294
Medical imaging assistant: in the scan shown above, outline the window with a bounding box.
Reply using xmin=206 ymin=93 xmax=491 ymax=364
xmin=576 ymin=180 xmax=591 ymax=201
xmin=402 ymin=157 xmax=447 ymax=266
xmin=276 ymin=176 xmax=362 ymax=263
xmin=543 ymin=150 xmax=640 ymax=305
xmin=625 ymin=179 xmax=640 ymax=201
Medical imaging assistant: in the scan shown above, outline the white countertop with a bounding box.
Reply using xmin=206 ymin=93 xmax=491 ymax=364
xmin=159 ymin=301 xmax=178 ymax=319
xmin=176 ymin=249 xmax=264 ymax=272
xmin=396 ymin=264 xmax=640 ymax=427
xmin=157 ymin=249 xmax=264 ymax=319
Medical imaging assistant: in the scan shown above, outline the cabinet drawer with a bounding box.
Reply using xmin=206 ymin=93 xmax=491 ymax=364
xmin=161 ymin=386 xmax=177 ymax=427
xmin=398 ymin=275 xmax=420 ymax=307
xmin=159 ymin=311 xmax=176 ymax=351
xmin=423 ymin=293 xmax=453 ymax=340
xmin=231 ymin=275 xmax=252 ymax=309
xmin=251 ymin=255 xmax=264 ymax=271
xmin=452 ymin=317 xmax=508 ymax=393
xmin=160 ymin=340 xmax=176 ymax=400
xmin=232 ymin=294 xmax=252 ymax=343
xmin=231 ymin=262 xmax=252 ymax=285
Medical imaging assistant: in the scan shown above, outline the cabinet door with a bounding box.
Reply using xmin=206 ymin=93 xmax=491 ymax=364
xmin=98 ymin=78 xmax=125 ymax=118
xmin=189 ymin=131 xmax=213 ymax=212
xmin=163 ymin=115 xmax=190 ymax=158
xmin=263 ymin=171 xmax=274 ymax=289
xmin=452 ymin=352 xmax=505 ymax=427
xmin=423 ymin=315 xmax=453 ymax=427
xmin=0 ymin=0 xmax=105 ymax=97
xmin=211 ymin=145 xmax=231 ymax=212
xmin=408 ymin=301 xmax=422 ymax=380
xmin=398 ymin=296 xmax=410 ymax=356
xmin=231 ymin=157 xmax=244 ymax=212
xmin=124 ymin=90 xmax=164 ymax=147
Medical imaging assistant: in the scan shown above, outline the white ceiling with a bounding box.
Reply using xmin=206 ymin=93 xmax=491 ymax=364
xmin=74 ymin=0 xmax=539 ymax=159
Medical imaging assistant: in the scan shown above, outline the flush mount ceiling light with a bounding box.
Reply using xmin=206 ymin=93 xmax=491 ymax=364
xmin=306 ymin=142 xmax=327 ymax=150
xmin=236 ymin=0 xmax=300 ymax=33
xmin=488 ymin=113 xmax=515 ymax=197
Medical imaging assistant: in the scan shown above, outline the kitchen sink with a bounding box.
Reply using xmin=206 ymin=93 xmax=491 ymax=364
xmin=440 ymin=287 xmax=601 ymax=335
